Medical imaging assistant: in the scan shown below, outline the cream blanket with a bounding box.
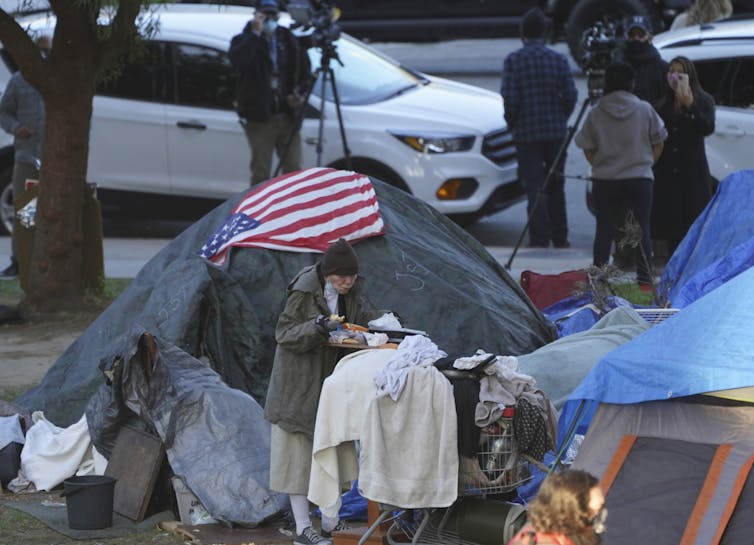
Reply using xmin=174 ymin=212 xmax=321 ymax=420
xmin=359 ymin=365 xmax=458 ymax=509
xmin=308 ymin=348 xmax=396 ymax=517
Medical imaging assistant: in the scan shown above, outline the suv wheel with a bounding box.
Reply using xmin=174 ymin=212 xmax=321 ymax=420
xmin=566 ymin=0 xmax=661 ymax=66
xmin=0 ymin=170 xmax=13 ymax=236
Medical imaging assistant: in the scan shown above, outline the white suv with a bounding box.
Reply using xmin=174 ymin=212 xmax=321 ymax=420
xmin=653 ymin=18 xmax=754 ymax=185
xmin=0 ymin=3 xmax=522 ymax=234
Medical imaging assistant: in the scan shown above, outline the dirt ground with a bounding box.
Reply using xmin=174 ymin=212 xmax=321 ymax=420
xmin=0 ymin=308 xmax=95 ymax=400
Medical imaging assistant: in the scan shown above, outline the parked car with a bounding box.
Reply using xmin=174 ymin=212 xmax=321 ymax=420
xmin=329 ymin=0 xmax=754 ymax=64
xmin=585 ymin=18 xmax=754 ymax=214
xmin=0 ymin=3 xmax=522 ymax=235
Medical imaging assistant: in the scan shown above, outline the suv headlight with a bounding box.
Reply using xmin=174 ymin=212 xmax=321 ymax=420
xmin=391 ymin=133 xmax=476 ymax=154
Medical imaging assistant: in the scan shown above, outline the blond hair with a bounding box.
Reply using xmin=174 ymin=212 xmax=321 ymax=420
xmin=686 ymin=0 xmax=733 ymax=25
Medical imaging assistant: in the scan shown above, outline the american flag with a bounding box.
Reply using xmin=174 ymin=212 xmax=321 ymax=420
xmin=199 ymin=167 xmax=385 ymax=265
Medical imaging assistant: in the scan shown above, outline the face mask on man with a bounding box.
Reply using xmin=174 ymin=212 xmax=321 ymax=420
xmin=263 ymin=18 xmax=278 ymax=35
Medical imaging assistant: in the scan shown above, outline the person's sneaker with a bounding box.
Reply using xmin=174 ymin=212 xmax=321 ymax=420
xmin=0 ymin=262 xmax=18 ymax=280
xmin=321 ymin=520 xmax=351 ymax=539
xmin=553 ymin=240 xmax=571 ymax=249
xmin=294 ymin=526 xmax=332 ymax=545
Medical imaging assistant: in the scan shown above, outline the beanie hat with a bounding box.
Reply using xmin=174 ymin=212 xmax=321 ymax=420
xmin=625 ymin=15 xmax=651 ymax=36
xmin=521 ymin=7 xmax=548 ymax=39
xmin=258 ymin=0 xmax=279 ymax=15
xmin=321 ymin=239 xmax=359 ymax=276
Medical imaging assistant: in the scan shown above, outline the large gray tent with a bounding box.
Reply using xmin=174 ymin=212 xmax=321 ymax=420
xmin=13 ymin=173 xmax=555 ymax=525
xmin=19 ymin=173 xmax=554 ymax=425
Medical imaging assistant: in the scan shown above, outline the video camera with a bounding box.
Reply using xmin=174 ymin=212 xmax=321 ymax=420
xmin=287 ymin=0 xmax=341 ymax=50
xmin=580 ymin=20 xmax=624 ymax=99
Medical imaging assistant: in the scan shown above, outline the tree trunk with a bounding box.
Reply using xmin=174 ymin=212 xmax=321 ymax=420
xmin=24 ymin=74 xmax=103 ymax=312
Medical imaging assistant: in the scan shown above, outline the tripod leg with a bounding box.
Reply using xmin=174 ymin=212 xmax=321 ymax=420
xmin=326 ymin=66 xmax=352 ymax=170
xmin=315 ymin=64 xmax=329 ymax=167
xmin=274 ymin=67 xmax=321 ymax=177
xmin=505 ymin=97 xmax=592 ymax=271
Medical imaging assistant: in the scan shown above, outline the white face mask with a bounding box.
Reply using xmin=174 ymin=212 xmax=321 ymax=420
xmin=324 ymin=282 xmax=337 ymax=297
xmin=263 ymin=18 xmax=278 ymax=35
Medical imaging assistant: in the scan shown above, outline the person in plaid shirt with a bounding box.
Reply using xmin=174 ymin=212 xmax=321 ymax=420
xmin=501 ymin=7 xmax=577 ymax=248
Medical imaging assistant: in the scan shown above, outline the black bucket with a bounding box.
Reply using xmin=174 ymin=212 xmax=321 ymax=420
xmin=61 ymin=475 xmax=117 ymax=530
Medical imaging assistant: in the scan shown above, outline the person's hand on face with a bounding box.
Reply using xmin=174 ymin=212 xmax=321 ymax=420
xmin=668 ymin=64 xmax=693 ymax=107
xmin=250 ymin=11 xmax=266 ymax=33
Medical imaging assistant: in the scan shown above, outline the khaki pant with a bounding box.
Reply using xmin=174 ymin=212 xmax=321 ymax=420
xmin=269 ymin=423 xmax=313 ymax=495
xmin=243 ymin=113 xmax=302 ymax=185
xmin=10 ymin=160 xmax=39 ymax=261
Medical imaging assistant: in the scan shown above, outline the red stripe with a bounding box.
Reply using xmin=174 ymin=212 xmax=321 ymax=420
xmin=253 ymin=186 xmax=378 ymax=227
xmin=235 ymin=169 xmax=363 ymax=214
xmin=238 ymin=173 xmax=371 ymax=218
xmin=252 ymin=196 xmax=381 ymax=241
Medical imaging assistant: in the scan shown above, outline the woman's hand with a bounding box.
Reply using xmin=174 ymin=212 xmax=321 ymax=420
xmin=675 ymin=74 xmax=694 ymax=107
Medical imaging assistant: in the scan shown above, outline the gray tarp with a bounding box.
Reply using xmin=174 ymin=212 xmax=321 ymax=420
xmin=18 ymin=178 xmax=555 ymax=426
xmin=85 ymin=327 xmax=285 ymax=527
xmin=517 ymin=307 xmax=650 ymax=409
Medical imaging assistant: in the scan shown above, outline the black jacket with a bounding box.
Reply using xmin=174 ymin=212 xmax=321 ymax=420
xmin=228 ymin=24 xmax=312 ymax=122
xmin=651 ymin=90 xmax=716 ymax=248
xmin=620 ymin=41 xmax=668 ymax=106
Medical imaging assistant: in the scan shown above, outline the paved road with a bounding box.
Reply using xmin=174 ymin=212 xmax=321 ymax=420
xmin=0 ymin=38 xmax=598 ymax=282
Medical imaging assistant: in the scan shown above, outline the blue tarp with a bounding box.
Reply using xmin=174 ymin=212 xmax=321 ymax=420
xmin=559 ymin=265 xmax=754 ymax=447
xmin=659 ymin=170 xmax=754 ymax=307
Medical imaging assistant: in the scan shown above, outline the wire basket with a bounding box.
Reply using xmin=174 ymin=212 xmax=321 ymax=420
xmin=458 ymin=417 xmax=530 ymax=496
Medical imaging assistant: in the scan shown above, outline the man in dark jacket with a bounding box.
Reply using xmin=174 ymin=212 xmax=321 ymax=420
xmin=501 ymin=7 xmax=577 ymax=249
xmin=265 ymin=239 xmax=385 ymax=545
xmin=229 ymin=0 xmax=312 ymax=185
xmin=620 ymin=15 xmax=668 ymax=106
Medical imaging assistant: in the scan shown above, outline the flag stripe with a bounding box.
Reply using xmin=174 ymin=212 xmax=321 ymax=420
xmin=199 ymin=167 xmax=385 ymax=266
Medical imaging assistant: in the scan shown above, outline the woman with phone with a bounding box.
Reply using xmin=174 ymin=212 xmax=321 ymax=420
xmin=650 ymin=55 xmax=716 ymax=258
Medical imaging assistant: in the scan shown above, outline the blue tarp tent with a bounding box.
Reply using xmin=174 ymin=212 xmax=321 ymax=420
xmin=659 ymin=169 xmax=754 ymax=307
xmin=559 ymin=263 xmax=754 ymax=447
xmin=558 ymin=265 xmax=754 ymax=545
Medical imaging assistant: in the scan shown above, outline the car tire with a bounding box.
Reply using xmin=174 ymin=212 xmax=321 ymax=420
xmin=566 ymin=0 xmax=661 ymax=67
xmin=0 ymin=166 xmax=13 ymax=236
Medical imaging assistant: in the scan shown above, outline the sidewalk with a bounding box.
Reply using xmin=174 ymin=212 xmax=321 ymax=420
xmin=0 ymin=235 xmax=592 ymax=281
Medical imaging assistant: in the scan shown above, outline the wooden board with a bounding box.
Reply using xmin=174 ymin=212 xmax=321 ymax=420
xmin=105 ymin=426 xmax=166 ymax=522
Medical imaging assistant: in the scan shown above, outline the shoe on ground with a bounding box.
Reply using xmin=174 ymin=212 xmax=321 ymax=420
xmin=553 ymin=240 xmax=571 ymax=249
xmin=0 ymin=262 xmax=18 ymax=280
xmin=321 ymin=520 xmax=351 ymax=539
xmin=295 ymin=526 xmax=332 ymax=545
xmin=527 ymin=241 xmax=549 ymax=248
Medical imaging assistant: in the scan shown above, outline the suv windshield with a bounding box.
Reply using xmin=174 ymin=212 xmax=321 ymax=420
xmin=307 ymin=36 xmax=423 ymax=105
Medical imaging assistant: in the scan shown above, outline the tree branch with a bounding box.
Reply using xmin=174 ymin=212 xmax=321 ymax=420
xmin=95 ymin=0 xmax=143 ymax=75
xmin=0 ymin=9 xmax=50 ymax=92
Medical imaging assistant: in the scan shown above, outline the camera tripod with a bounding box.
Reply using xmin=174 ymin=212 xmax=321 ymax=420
xmin=504 ymin=93 xmax=597 ymax=271
xmin=274 ymin=40 xmax=351 ymax=176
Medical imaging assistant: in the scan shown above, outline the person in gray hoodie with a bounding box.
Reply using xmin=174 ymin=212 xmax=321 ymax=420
xmin=575 ymin=61 xmax=667 ymax=288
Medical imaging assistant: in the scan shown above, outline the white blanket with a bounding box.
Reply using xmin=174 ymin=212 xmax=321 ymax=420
xmin=20 ymin=412 xmax=107 ymax=492
xmin=359 ymin=365 xmax=458 ymax=509
xmin=308 ymin=348 xmax=397 ymax=517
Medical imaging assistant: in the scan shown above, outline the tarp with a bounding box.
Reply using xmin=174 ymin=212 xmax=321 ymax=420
xmin=560 ymin=264 xmax=754 ymax=443
xmin=85 ymin=327 xmax=285 ymax=527
xmin=517 ymin=306 xmax=649 ymax=409
xmin=17 ymin=172 xmax=555 ymax=426
xmin=659 ymin=169 xmax=754 ymax=307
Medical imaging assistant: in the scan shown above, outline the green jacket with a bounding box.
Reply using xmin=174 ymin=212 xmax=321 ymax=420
xmin=264 ymin=264 xmax=384 ymax=438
